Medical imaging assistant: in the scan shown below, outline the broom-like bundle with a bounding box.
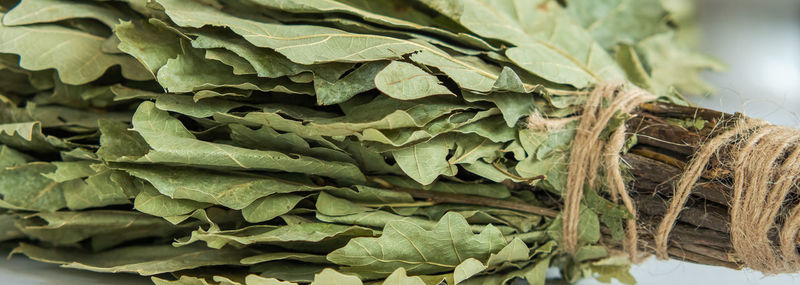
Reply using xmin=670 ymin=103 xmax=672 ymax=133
xmin=1 ymin=0 xmax=794 ymax=284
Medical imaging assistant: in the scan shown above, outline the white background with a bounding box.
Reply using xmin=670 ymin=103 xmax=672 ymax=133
xmin=2 ymin=0 xmax=800 ymax=284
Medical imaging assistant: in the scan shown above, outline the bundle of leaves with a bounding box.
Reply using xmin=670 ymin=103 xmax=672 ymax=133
xmin=0 ymin=0 xmax=722 ymax=284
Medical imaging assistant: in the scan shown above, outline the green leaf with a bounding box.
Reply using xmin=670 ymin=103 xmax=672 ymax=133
xmin=0 ymin=145 xmax=31 ymax=168
xmin=566 ymin=0 xmax=668 ymax=49
xmin=311 ymin=268 xmax=363 ymax=285
xmin=19 ymin=104 xmax=132 ymax=130
xmin=156 ymin=0 xmax=410 ymax=63
xmin=16 ymin=210 xmax=190 ymax=248
xmin=338 ymin=139 xmax=403 ymax=175
xmin=242 ymin=194 xmax=309 ymax=223
xmin=205 ymin=48 xmax=257 ymax=75
xmin=575 ymin=245 xmax=608 ymax=262
xmin=590 ymin=256 xmax=636 ymax=285
xmin=96 ymin=119 xmax=150 ymax=161
xmin=472 ymin=90 xmax=539 ymax=127
xmin=505 ymin=43 xmax=597 ymax=88
xmin=0 ymin=162 xmax=65 ymax=211
xmin=0 ymin=121 xmax=62 ymax=153
xmin=192 ymin=89 xmax=253 ymax=101
xmin=391 ymin=136 xmax=457 ymax=185
xmin=448 ymin=135 xmax=502 ymax=165
xmin=460 ymin=257 xmax=550 ymax=285
xmin=162 ymin=208 xmax=239 ymax=229
xmin=491 ymin=66 xmax=527 ymax=93
xmin=316 ymin=95 xmax=472 ymax=135
xmin=213 ymin=112 xmax=337 ymax=150
xmin=151 ymin=276 xmax=213 ymax=285
xmin=61 ymin=169 xmax=132 ymax=210
xmin=317 ymin=210 xmax=437 ymax=232
xmin=115 ymin=19 xmax=183 ymax=76
xmin=421 ymin=0 xmax=625 ymax=88
xmin=155 ymin=94 xmax=248 ymax=118
xmin=11 ymin=243 xmax=255 ymax=276
xmin=32 ymin=76 xmax=117 ymax=108
xmin=241 ymin=252 xmax=329 ymax=265
xmin=637 ymin=32 xmax=725 ymax=94
xmin=326 ymin=185 xmax=414 ymax=205
xmin=485 ymin=238 xmax=530 ymax=268
xmin=377 ymin=176 xmax=511 ymax=199
xmin=584 ymin=187 xmax=635 ymax=219
xmin=130 ymin=102 xmax=366 ymax=182
xmin=229 ymin=124 xmax=354 ymax=164
xmin=316 ymin=191 xmax=373 ymax=216
xmin=382 ymin=267 xmax=426 ymax=285
xmin=0 ymin=14 xmax=151 ymax=84
xmin=246 ymin=275 xmax=299 ymax=285
xmin=615 ymin=43 xmax=655 ymax=91
xmin=414 ymin=205 xmax=532 ymax=234
xmin=314 ymin=61 xmax=388 ymax=106
xmin=134 ymin=182 xmax=210 ymax=217
xmin=252 ymin=260 xmax=327 ymax=283
xmin=327 ymin=212 xmax=507 ymax=276
xmin=408 ymin=48 xmax=504 ymax=93
xmin=191 ymin=31 xmax=353 ymax=80
xmin=3 ymin=0 xmax=132 ymax=28
xmin=41 ymin=161 xmax=95 ymax=183
xmin=244 ymin=0 xmax=495 ymax=51
xmin=155 ymin=0 xmax=504 ymax=92
xmin=108 ymin=84 xmax=159 ymax=100
xmin=374 ymin=61 xmax=454 ymax=100
xmin=121 ymin=164 xmax=339 ymax=210
xmin=175 ymin=223 xmax=377 ymax=251
xmin=0 ymin=214 xmax=22 ymax=243
xmin=358 ymin=109 xmax=502 ymax=147
xmin=546 ymin=207 xmax=600 ymax=245
xmin=453 ymin=258 xmax=487 ymax=284
xmin=221 ymin=96 xmax=472 ymax=138
xmin=155 ymin=40 xmax=313 ymax=94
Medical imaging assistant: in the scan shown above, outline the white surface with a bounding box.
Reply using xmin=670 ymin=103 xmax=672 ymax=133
xmin=570 ymin=258 xmax=800 ymax=285
xmin=2 ymin=0 xmax=800 ymax=284
xmin=692 ymin=0 xmax=800 ymax=128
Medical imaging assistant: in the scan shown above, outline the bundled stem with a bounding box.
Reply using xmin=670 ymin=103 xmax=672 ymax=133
xmin=618 ymin=102 xmax=800 ymax=270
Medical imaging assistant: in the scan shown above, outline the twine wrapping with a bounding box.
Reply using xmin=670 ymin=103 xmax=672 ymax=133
xmin=655 ymin=119 xmax=800 ymax=273
xmin=556 ymin=84 xmax=655 ymax=256
xmin=547 ymin=83 xmax=800 ymax=273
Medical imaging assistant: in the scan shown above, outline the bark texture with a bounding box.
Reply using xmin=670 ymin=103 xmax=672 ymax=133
xmin=615 ymin=102 xmax=797 ymax=269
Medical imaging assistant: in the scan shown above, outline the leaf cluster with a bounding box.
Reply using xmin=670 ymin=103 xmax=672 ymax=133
xmin=0 ymin=0 xmax=715 ymax=284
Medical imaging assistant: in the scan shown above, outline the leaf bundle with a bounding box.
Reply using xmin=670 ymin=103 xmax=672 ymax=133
xmin=0 ymin=0 xmax=726 ymax=284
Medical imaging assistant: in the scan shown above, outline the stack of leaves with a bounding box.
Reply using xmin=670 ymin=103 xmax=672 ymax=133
xmin=0 ymin=0 xmax=722 ymax=284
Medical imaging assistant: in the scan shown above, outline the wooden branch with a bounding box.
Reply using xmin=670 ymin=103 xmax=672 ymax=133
xmin=615 ymin=101 xmax=794 ymax=268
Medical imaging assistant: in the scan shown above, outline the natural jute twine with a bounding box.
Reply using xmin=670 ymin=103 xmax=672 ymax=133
xmin=532 ymin=84 xmax=800 ymax=273
xmin=529 ymin=84 xmax=655 ymax=257
xmin=654 ymin=118 xmax=800 ymax=273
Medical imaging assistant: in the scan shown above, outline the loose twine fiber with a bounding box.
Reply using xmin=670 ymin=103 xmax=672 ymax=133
xmin=529 ymin=84 xmax=800 ymax=273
